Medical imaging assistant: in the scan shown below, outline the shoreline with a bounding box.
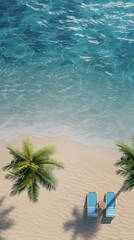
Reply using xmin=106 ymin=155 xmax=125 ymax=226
xmin=0 ymin=132 xmax=118 ymax=148
xmin=0 ymin=134 xmax=120 ymax=174
xmin=0 ymin=135 xmax=134 ymax=240
xmin=0 ymin=126 xmax=121 ymax=148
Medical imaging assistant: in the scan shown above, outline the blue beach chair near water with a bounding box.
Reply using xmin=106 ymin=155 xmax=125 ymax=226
xmin=87 ymin=192 xmax=98 ymax=217
xmin=106 ymin=192 xmax=116 ymax=218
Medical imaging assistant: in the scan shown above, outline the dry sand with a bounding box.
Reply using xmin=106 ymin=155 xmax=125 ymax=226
xmin=0 ymin=135 xmax=134 ymax=240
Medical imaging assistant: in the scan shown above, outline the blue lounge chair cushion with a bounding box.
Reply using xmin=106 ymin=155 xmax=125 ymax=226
xmin=106 ymin=192 xmax=116 ymax=217
xmin=87 ymin=192 xmax=98 ymax=217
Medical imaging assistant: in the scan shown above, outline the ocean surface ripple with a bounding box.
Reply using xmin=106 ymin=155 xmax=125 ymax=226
xmin=0 ymin=0 xmax=134 ymax=146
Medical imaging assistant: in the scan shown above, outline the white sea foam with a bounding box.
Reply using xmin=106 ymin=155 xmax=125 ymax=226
xmin=0 ymin=0 xmax=134 ymax=147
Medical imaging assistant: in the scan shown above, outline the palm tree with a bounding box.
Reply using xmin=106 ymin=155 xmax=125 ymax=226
xmin=3 ymin=138 xmax=64 ymax=203
xmin=115 ymin=137 xmax=134 ymax=191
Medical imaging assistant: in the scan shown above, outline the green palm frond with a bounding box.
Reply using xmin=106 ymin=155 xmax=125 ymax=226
xmin=10 ymin=179 xmax=25 ymax=196
xmin=115 ymin=137 xmax=134 ymax=192
xmin=114 ymin=159 xmax=124 ymax=167
xmin=3 ymin=163 xmax=14 ymax=171
xmin=10 ymin=185 xmax=19 ymax=196
xmin=6 ymin=146 xmax=26 ymax=161
xmin=3 ymin=137 xmax=64 ymax=203
xmin=33 ymin=145 xmax=56 ymax=160
xmin=19 ymin=174 xmax=36 ymax=189
xmin=117 ymin=142 xmax=134 ymax=157
xmin=5 ymin=174 xmax=17 ymax=181
xmin=34 ymin=158 xmax=64 ymax=169
xmin=132 ymin=136 xmax=134 ymax=147
xmin=28 ymin=181 xmax=39 ymax=203
xmin=36 ymin=169 xmax=57 ymax=190
xmin=3 ymin=159 xmax=29 ymax=172
xmin=44 ymin=159 xmax=64 ymax=169
xmin=22 ymin=138 xmax=34 ymax=158
xmin=116 ymin=169 xmax=128 ymax=177
xmin=9 ymin=161 xmax=29 ymax=173
xmin=10 ymin=173 xmax=36 ymax=196
xmin=123 ymin=174 xmax=134 ymax=191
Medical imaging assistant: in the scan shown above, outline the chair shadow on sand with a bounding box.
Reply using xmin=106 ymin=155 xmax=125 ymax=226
xmin=64 ymin=187 xmax=124 ymax=239
xmin=0 ymin=196 xmax=15 ymax=240
xmin=63 ymin=196 xmax=102 ymax=240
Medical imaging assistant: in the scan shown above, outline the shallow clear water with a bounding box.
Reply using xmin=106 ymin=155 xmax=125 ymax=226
xmin=0 ymin=0 xmax=134 ymax=146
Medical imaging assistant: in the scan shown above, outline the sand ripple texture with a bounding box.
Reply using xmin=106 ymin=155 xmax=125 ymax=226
xmin=0 ymin=137 xmax=134 ymax=240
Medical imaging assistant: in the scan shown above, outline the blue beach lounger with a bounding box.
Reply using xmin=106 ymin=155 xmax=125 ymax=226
xmin=106 ymin=192 xmax=116 ymax=218
xmin=87 ymin=192 xmax=98 ymax=217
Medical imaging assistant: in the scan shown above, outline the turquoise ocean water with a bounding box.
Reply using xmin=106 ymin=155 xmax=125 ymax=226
xmin=0 ymin=0 xmax=134 ymax=146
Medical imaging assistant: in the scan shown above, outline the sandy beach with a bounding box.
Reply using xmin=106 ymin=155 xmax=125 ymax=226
xmin=0 ymin=135 xmax=134 ymax=240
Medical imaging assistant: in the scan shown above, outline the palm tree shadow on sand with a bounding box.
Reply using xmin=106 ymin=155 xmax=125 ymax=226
xmin=63 ymin=197 xmax=103 ymax=240
xmin=0 ymin=196 xmax=15 ymax=240
xmin=64 ymin=187 xmax=125 ymax=239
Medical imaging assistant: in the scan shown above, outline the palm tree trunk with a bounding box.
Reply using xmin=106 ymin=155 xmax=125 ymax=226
xmin=116 ymin=185 xmax=125 ymax=198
